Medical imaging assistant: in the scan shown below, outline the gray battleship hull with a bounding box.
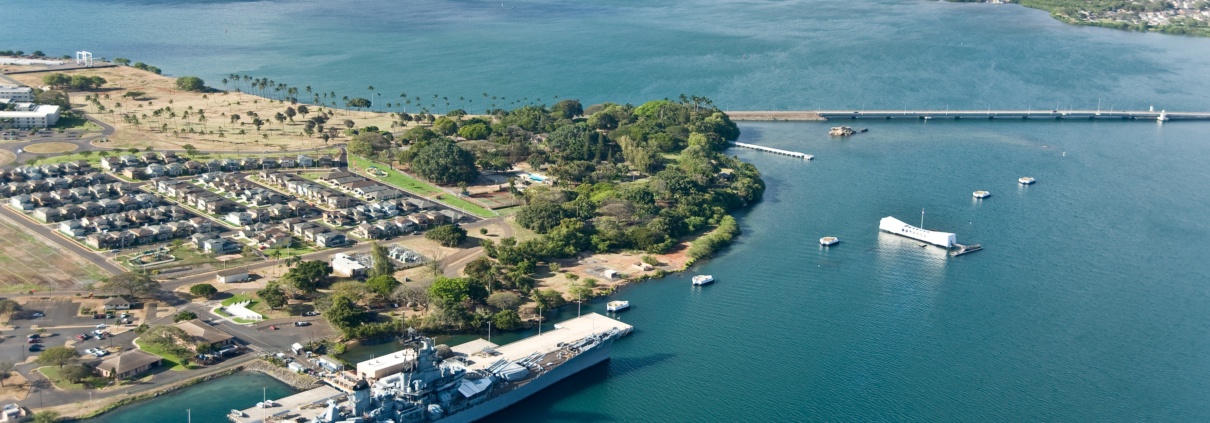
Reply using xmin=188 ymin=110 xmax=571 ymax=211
xmin=437 ymin=334 xmax=616 ymax=422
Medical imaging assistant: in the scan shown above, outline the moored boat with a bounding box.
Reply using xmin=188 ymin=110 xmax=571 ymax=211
xmin=691 ymin=275 xmax=714 ymax=285
xmin=820 ymin=236 xmax=839 ymax=246
xmin=1018 ymin=176 xmax=1036 ymax=185
xmin=973 ymin=190 xmax=991 ymax=199
xmin=606 ymin=300 xmax=630 ymax=312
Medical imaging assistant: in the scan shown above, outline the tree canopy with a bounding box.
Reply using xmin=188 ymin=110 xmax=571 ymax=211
xmin=175 ymin=76 xmax=206 ymax=92
xmin=102 ymin=272 xmax=159 ymax=298
xmin=189 ymin=283 xmax=218 ymax=299
xmin=37 ymin=346 xmax=79 ymax=368
xmin=410 ymin=139 xmax=479 ymax=185
xmin=425 ymin=224 xmax=467 ymax=247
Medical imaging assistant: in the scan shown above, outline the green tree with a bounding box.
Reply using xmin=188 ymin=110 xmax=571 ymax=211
xmin=492 ymin=309 xmax=522 ymax=330
xmin=0 ymin=299 xmax=19 ymax=316
xmin=172 ymin=311 xmax=198 ymax=322
xmin=61 ymin=363 xmax=92 ymax=383
xmin=0 ymin=362 xmax=13 ymax=387
xmin=425 ymin=224 xmax=467 ymax=247
xmin=37 ymin=346 xmax=79 ymax=368
xmin=101 ymin=272 xmax=158 ymax=298
xmin=257 ymin=282 xmax=288 ymax=309
xmin=181 ymin=143 xmax=198 ymax=157
xmin=345 ymin=98 xmax=371 ymax=110
xmin=456 ymin=123 xmax=489 ymax=140
xmin=366 ymin=275 xmax=401 ymax=299
xmin=533 ymin=289 xmax=566 ymax=310
xmin=551 ymin=99 xmax=584 ymax=119
xmin=486 ymin=291 xmax=521 ymax=311
xmin=324 ymin=295 xmax=365 ymax=330
xmin=282 ymin=260 xmax=332 ymax=294
xmin=189 ymin=283 xmax=218 ymax=299
xmin=411 ymin=139 xmax=479 ymax=185
xmin=175 ymin=76 xmax=206 ymax=92
xmin=368 ymin=242 xmax=395 ymax=278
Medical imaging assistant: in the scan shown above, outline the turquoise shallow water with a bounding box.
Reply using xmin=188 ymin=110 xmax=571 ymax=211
xmin=78 ymin=372 xmax=296 ymax=423
xmin=7 ymin=0 xmax=1210 ymax=421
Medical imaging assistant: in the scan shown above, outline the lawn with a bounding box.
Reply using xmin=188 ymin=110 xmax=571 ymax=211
xmin=349 ymin=155 xmax=497 ymax=218
xmin=134 ymin=339 xmax=191 ymax=371
xmin=221 ymin=294 xmax=257 ymax=307
xmin=213 ymin=307 xmax=257 ymax=324
xmin=190 ymin=148 xmax=342 ymax=161
xmin=37 ymin=365 xmax=108 ymax=390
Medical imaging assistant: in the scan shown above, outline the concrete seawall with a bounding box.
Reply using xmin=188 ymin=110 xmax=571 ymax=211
xmin=725 ymin=111 xmax=825 ymax=121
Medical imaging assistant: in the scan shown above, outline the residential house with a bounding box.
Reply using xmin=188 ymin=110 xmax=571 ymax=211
xmin=103 ymin=297 xmax=132 ymax=310
xmin=175 ymin=319 xmax=236 ymax=351
xmin=216 ymin=268 xmax=250 ymax=283
xmin=314 ymin=232 xmax=347 ymax=248
xmin=203 ymin=238 xmax=242 ymax=255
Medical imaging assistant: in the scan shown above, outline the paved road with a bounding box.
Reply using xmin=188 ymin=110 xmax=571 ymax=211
xmin=0 ymin=204 xmax=126 ymax=276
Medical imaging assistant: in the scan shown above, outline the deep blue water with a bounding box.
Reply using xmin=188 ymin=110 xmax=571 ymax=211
xmin=7 ymin=0 xmax=1210 ymax=421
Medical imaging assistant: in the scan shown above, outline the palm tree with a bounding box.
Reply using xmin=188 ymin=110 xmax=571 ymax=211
xmin=367 ymin=86 xmax=375 ymax=110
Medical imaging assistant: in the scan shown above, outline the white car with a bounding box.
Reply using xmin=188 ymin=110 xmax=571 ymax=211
xmin=96 ymin=323 xmax=107 ymax=329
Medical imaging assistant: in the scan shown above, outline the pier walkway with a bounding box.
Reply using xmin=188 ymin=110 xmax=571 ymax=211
xmin=726 ymin=109 xmax=1210 ymax=122
xmin=731 ymin=142 xmax=813 ymax=160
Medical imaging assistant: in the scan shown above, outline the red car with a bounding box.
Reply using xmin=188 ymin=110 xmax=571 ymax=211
xmin=26 ymin=338 xmax=41 ymax=344
xmin=75 ymin=334 xmax=89 ymax=341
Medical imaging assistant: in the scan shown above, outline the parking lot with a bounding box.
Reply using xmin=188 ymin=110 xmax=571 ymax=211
xmin=4 ymin=300 xmax=142 ymax=364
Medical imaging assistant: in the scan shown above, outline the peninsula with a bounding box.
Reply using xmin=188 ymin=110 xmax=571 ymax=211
xmin=957 ymin=0 xmax=1210 ymax=36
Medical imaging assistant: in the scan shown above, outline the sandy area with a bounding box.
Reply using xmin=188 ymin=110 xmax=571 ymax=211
xmin=7 ymin=65 xmax=410 ymax=151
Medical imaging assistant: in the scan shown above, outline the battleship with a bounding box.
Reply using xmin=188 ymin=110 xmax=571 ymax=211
xmin=232 ymin=313 xmax=632 ymax=423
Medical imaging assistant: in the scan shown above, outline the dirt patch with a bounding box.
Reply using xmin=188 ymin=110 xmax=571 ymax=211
xmin=0 ymin=371 xmax=30 ymax=401
xmin=0 ymin=150 xmax=13 ymax=166
xmin=8 ymin=65 xmax=406 ymax=152
xmin=23 ymin=142 xmax=79 ymax=154
xmin=0 ymin=214 xmax=107 ymax=290
xmin=533 ymin=242 xmax=691 ymax=299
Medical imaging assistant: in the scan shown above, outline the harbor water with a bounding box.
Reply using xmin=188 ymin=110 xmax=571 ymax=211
xmin=78 ymin=372 xmax=296 ymax=423
xmin=6 ymin=0 xmax=1210 ymax=421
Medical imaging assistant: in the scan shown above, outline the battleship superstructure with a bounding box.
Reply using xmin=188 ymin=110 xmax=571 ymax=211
xmin=251 ymin=313 xmax=631 ymax=423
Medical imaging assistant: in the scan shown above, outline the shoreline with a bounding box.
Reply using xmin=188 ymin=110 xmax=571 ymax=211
xmin=58 ymin=359 xmax=319 ymax=422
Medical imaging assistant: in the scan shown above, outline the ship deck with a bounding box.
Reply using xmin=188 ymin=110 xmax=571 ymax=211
xmin=463 ymin=313 xmax=632 ymax=372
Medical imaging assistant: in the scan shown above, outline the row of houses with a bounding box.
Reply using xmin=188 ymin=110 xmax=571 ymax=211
xmin=189 ymin=234 xmax=243 ymax=255
xmin=151 ymin=177 xmax=243 ymax=215
xmin=0 ymin=162 xmax=94 ymax=183
xmin=347 ymin=210 xmax=462 ymax=239
xmin=320 ymin=198 xmax=437 ymax=226
xmin=0 ymin=172 xmax=113 ymax=198
xmin=257 ymin=170 xmax=358 ymax=209
xmin=29 ymin=193 xmax=165 ymax=223
xmin=82 ymin=216 xmax=216 ymax=249
xmin=8 ymin=181 xmax=135 ymax=209
xmin=101 ymin=153 xmax=342 ymax=174
xmin=59 ymin=206 xmax=203 ymax=237
xmin=281 ymin=218 xmax=349 ymax=248
xmin=317 ymin=171 xmax=406 ymax=201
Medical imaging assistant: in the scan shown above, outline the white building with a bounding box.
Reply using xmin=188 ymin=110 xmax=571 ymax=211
xmin=0 ymin=103 xmax=60 ymax=128
xmin=331 ymin=252 xmax=367 ymax=277
xmin=0 ymin=85 xmax=34 ymax=102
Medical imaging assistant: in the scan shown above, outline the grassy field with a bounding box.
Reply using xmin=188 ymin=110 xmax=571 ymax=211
xmin=134 ymin=339 xmax=191 ymax=371
xmin=54 ymin=115 xmax=104 ymax=132
xmin=0 ymin=215 xmax=108 ymax=289
xmin=37 ymin=365 xmax=108 ymax=390
xmin=221 ymin=294 xmax=257 ymax=307
xmin=349 ymin=155 xmax=497 ymax=218
xmin=24 ymin=142 xmax=80 ymax=154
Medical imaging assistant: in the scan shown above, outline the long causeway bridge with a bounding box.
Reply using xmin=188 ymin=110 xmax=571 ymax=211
xmin=726 ymin=109 xmax=1210 ymax=122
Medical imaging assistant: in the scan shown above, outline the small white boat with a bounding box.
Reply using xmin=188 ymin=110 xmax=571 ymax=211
xmin=819 ymin=236 xmax=839 ymax=246
xmin=1018 ymin=176 xmax=1036 ymax=185
xmin=973 ymin=190 xmax=991 ymax=199
xmin=230 ymin=409 xmax=245 ymax=417
xmin=692 ymin=275 xmax=714 ymax=286
xmin=606 ymin=300 xmax=630 ymax=312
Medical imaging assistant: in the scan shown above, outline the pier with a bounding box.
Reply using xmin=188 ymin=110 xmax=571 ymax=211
xmin=726 ymin=109 xmax=1210 ymax=122
xmin=731 ymin=142 xmax=813 ymax=160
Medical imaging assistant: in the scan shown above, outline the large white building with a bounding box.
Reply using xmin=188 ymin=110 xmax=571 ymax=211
xmin=0 ymin=85 xmax=34 ymax=102
xmin=331 ymin=252 xmax=367 ymax=277
xmin=0 ymin=103 xmax=60 ymax=128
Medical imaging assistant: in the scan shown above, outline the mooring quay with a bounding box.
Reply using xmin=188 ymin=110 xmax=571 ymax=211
xmin=726 ymin=110 xmax=1210 ymax=122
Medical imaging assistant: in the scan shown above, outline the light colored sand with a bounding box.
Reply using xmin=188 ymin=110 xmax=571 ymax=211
xmin=8 ymin=65 xmax=409 ymax=151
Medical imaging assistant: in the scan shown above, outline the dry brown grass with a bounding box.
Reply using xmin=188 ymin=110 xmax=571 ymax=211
xmin=0 ymin=214 xmax=108 ymax=290
xmin=0 ymin=150 xmax=13 ymax=166
xmin=23 ymin=141 xmax=78 ymax=154
xmin=8 ymin=65 xmax=411 ymax=151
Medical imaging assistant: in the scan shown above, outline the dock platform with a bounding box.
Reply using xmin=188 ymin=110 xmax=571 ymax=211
xmin=730 ymin=142 xmax=813 ymax=160
xmin=229 ymin=385 xmax=343 ymax=423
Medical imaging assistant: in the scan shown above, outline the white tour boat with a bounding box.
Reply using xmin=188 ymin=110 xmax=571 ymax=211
xmin=691 ymin=275 xmax=715 ymax=286
xmin=1018 ymin=176 xmax=1036 ymax=185
xmin=819 ymin=236 xmax=839 ymax=246
xmin=973 ymin=190 xmax=991 ymax=199
xmin=606 ymin=300 xmax=630 ymax=312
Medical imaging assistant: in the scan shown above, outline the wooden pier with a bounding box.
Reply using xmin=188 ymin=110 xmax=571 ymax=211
xmin=730 ymin=142 xmax=813 ymax=160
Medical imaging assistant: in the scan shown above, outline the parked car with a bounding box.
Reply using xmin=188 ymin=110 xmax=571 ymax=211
xmin=75 ymin=334 xmax=89 ymax=341
xmin=303 ymin=311 xmax=320 ymax=316
xmin=294 ymin=321 xmax=310 ymax=327
xmin=31 ymin=312 xmax=43 ymax=318
xmin=96 ymin=324 xmax=107 ymax=329
xmin=27 ymin=333 xmax=40 ymax=339
xmin=29 ymin=345 xmax=42 ymax=352
xmin=26 ymin=338 xmax=40 ymax=344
